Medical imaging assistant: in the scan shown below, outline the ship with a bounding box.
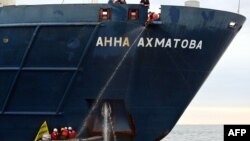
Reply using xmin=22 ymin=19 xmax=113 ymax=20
xmin=0 ymin=0 xmax=246 ymax=140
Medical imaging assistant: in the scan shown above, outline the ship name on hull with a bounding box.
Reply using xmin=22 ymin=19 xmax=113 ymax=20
xmin=96 ymin=37 xmax=203 ymax=50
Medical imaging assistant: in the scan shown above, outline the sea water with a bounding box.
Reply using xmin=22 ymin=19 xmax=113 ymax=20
xmin=163 ymin=125 xmax=223 ymax=141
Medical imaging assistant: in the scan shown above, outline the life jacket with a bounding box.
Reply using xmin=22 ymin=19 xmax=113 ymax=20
xmin=61 ymin=129 xmax=69 ymax=137
xmin=51 ymin=131 xmax=59 ymax=140
xmin=68 ymin=130 xmax=77 ymax=139
xmin=147 ymin=12 xmax=159 ymax=23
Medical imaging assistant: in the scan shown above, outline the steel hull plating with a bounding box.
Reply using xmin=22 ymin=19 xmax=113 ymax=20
xmin=0 ymin=4 xmax=245 ymax=141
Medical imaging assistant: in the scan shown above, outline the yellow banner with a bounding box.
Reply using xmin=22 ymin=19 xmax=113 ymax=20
xmin=34 ymin=121 xmax=49 ymax=141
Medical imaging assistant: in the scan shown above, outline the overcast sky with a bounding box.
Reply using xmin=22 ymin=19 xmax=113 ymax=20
xmin=15 ymin=0 xmax=250 ymax=124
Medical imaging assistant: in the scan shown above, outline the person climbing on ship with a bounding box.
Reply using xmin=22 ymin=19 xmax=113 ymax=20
xmin=51 ymin=128 xmax=59 ymax=140
xmin=145 ymin=11 xmax=160 ymax=26
xmin=148 ymin=12 xmax=160 ymax=21
xmin=147 ymin=11 xmax=153 ymax=23
xmin=68 ymin=126 xmax=77 ymax=139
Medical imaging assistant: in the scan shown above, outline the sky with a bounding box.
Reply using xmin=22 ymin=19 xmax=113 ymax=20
xmin=14 ymin=0 xmax=250 ymax=125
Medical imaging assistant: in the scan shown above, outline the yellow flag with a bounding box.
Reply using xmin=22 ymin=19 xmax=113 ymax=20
xmin=34 ymin=121 xmax=49 ymax=141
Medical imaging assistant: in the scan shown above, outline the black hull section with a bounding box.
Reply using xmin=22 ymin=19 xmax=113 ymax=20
xmin=0 ymin=4 xmax=246 ymax=141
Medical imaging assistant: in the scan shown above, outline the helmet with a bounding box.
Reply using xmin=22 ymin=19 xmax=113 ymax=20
xmin=64 ymin=127 xmax=68 ymax=130
xmin=53 ymin=128 xmax=58 ymax=132
xmin=68 ymin=127 xmax=72 ymax=130
xmin=61 ymin=128 xmax=64 ymax=131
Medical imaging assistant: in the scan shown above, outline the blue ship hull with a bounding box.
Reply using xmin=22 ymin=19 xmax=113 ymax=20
xmin=0 ymin=3 xmax=246 ymax=141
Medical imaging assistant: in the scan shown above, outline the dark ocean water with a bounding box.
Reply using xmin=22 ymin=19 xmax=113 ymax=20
xmin=162 ymin=125 xmax=223 ymax=141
